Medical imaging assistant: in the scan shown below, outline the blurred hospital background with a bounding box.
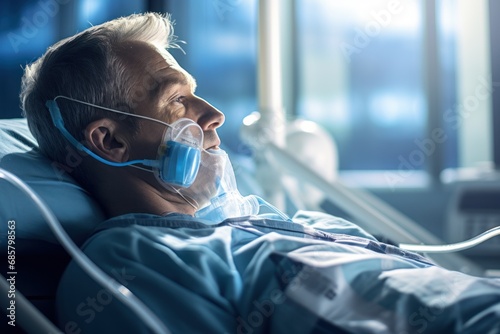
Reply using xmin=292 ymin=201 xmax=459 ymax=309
xmin=1 ymin=0 xmax=499 ymax=269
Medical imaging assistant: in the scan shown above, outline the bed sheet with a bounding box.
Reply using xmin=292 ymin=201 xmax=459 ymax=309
xmin=56 ymin=211 xmax=500 ymax=333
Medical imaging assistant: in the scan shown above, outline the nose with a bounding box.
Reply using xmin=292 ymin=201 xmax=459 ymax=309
xmin=194 ymin=97 xmax=225 ymax=131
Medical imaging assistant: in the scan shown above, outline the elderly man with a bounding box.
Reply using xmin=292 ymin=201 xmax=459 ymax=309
xmin=22 ymin=13 xmax=226 ymax=219
xmin=21 ymin=12 xmax=500 ymax=334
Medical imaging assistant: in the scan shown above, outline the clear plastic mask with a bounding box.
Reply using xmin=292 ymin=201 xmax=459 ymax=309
xmin=194 ymin=149 xmax=260 ymax=221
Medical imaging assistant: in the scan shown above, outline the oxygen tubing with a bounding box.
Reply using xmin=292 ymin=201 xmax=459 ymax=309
xmin=399 ymin=226 xmax=500 ymax=253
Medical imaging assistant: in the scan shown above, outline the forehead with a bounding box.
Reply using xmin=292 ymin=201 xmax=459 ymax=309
xmin=116 ymin=41 xmax=196 ymax=94
xmin=145 ymin=46 xmax=197 ymax=92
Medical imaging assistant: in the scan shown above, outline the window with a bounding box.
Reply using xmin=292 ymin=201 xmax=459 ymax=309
xmin=294 ymin=0 xmax=493 ymax=186
xmin=296 ymin=0 xmax=428 ymax=172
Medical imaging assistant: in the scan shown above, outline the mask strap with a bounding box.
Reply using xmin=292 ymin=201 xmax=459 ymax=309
xmin=167 ymin=186 xmax=198 ymax=209
xmin=53 ymin=95 xmax=171 ymax=128
xmin=45 ymin=99 xmax=159 ymax=169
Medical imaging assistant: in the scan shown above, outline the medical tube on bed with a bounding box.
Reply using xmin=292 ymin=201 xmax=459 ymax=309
xmin=0 ymin=168 xmax=171 ymax=334
xmin=399 ymin=226 xmax=500 ymax=253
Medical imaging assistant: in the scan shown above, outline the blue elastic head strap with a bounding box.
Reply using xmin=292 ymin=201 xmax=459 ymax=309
xmin=45 ymin=97 xmax=201 ymax=187
xmin=46 ymin=99 xmax=152 ymax=168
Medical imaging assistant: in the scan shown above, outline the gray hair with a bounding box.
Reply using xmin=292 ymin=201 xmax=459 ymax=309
xmin=20 ymin=12 xmax=179 ymax=184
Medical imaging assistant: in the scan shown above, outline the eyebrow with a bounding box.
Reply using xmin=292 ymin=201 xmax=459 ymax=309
xmin=149 ymin=70 xmax=197 ymax=101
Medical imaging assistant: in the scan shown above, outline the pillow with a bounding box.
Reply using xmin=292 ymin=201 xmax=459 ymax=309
xmin=0 ymin=118 xmax=105 ymax=249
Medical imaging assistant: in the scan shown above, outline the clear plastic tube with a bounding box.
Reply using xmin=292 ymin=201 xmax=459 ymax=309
xmin=399 ymin=226 xmax=500 ymax=253
xmin=0 ymin=168 xmax=170 ymax=334
xmin=255 ymin=195 xmax=291 ymax=221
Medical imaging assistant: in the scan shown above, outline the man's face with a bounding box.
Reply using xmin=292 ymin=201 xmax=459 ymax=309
xmin=118 ymin=42 xmax=225 ymax=164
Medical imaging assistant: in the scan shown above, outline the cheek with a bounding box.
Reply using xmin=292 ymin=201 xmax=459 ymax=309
xmin=166 ymin=104 xmax=186 ymax=123
xmin=130 ymin=141 xmax=159 ymax=160
xmin=129 ymin=126 xmax=164 ymax=160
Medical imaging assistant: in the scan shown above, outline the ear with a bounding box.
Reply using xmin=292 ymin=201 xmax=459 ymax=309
xmin=84 ymin=118 xmax=129 ymax=163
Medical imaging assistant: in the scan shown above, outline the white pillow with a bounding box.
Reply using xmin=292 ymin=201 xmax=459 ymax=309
xmin=0 ymin=118 xmax=105 ymax=247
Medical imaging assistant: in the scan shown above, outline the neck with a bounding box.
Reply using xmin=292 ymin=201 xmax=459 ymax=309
xmin=89 ymin=169 xmax=196 ymax=219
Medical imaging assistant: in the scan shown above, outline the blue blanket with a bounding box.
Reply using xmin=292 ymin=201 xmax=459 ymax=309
xmin=56 ymin=211 xmax=500 ymax=333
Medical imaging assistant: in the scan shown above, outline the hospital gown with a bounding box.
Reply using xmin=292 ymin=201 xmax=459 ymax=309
xmin=56 ymin=211 xmax=500 ymax=333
